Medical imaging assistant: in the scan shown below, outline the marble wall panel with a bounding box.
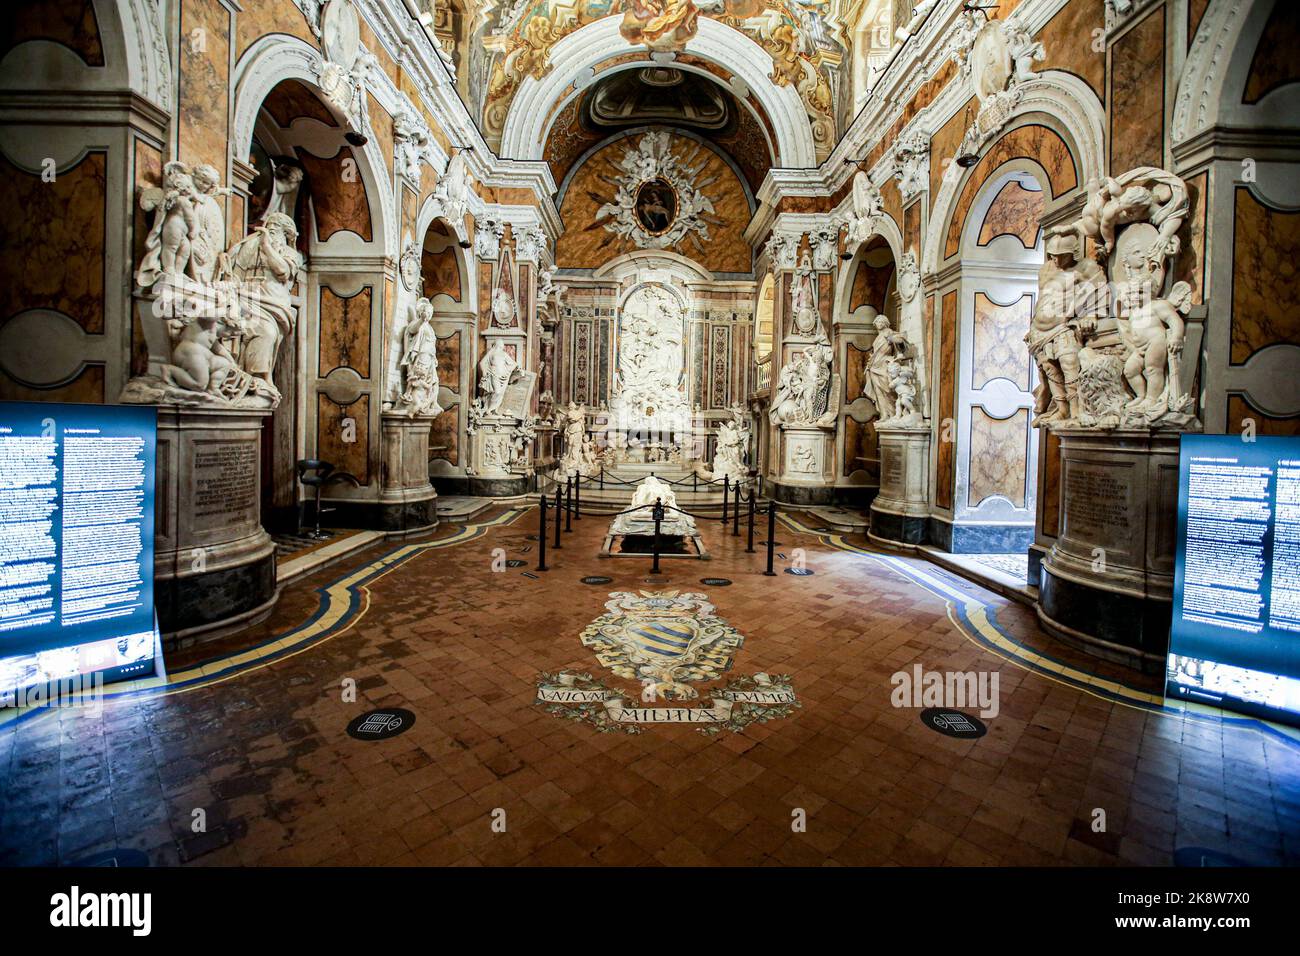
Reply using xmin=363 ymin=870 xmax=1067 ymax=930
xmin=1110 ymin=6 xmax=1165 ymax=174
xmin=849 ymin=255 xmax=894 ymax=314
xmin=318 ymin=286 xmax=372 ymax=379
xmin=431 ymin=402 xmax=459 ymax=465
xmin=972 ymin=292 xmax=1032 ymax=391
xmin=1 ymin=0 xmax=104 ymax=66
xmin=423 ymin=245 xmax=462 ymax=301
xmin=845 ymin=342 xmax=868 ymax=404
xmin=262 ymin=80 xmax=338 ymax=129
xmin=1230 ymin=187 xmax=1300 ymax=365
xmin=944 ymin=125 xmax=1078 ymax=259
xmin=931 ymin=94 xmax=978 ymax=202
xmin=843 ymin=416 xmax=878 ymax=480
xmin=296 ymin=146 xmax=373 ymax=243
xmin=1189 ymin=0 xmax=1211 ymax=47
xmin=0 ymin=364 xmax=104 ymax=403
xmin=1227 ymin=394 xmax=1300 ymax=436
xmin=317 ymin=394 xmax=370 ymax=485
xmin=1041 ymin=426 xmax=1062 ymax=538
xmin=969 ymin=407 xmax=1028 ymax=508
xmin=936 ymin=290 xmax=957 ymax=510
xmin=236 ymin=0 xmax=317 ymax=57
xmin=178 ymin=0 xmax=230 ymax=175
xmin=1039 ymin=0 xmax=1105 ymax=104
xmin=0 ymin=152 xmax=104 ymax=333
xmin=978 ymin=180 xmax=1044 ymax=249
xmin=1244 ymin=1 xmax=1300 ymax=103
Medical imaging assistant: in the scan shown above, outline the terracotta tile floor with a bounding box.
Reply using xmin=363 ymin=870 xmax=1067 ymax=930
xmin=2 ymin=506 xmax=1298 ymax=867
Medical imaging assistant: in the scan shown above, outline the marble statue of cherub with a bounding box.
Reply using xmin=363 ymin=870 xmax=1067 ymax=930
xmin=1116 ymin=246 xmax=1193 ymax=417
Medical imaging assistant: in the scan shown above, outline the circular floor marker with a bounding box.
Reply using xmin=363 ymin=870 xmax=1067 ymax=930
xmin=581 ymin=575 xmax=613 ymax=585
xmin=347 ymin=708 xmax=415 ymax=741
xmin=525 ymin=534 xmax=539 ymax=541
xmin=919 ymin=708 xmax=987 ymax=738
xmin=1174 ymin=846 xmax=1251 ymax=867
xmin=700 ymin=577 xmax=732 ymax=586
xmin=784 ymin=567 xmax=815 ymax=576
xmin=505 ymin=559 xmax=526 ymax=568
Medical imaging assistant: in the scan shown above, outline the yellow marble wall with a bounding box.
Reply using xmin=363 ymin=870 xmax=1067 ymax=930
xmin=1 ymin=0 xmax=104 ymax=66
xmin=317 ymin=394 xmax=371 ymax=485
xmin=236 ymin=0 xmax=317 ymax=58
xmin=1244 ymin=2 xmax=1300 ymax=102
xmin=1110 ymin=6 xmax=1165 ymax=174
xmin=843 ymin=416 xmax=878 ymax=481
xmin=178 ymin=0 xmax=230 ymax=174
xmin=1227 ymin=395 xmax=1300 ymax=436
xmin=1175 ymin=171 xmax=1208 ymax=305
xmin=296 ymin=146 xmax=373 ymax=243
xmin=1230 ymin=187 xmax=1300 ymax=365
xmin=969 ymin=408 xmax=1028 ymax=508
xmin=1041 ymin=427 xmax=1062 ymax=538
xmin=1039 ymin=0 xmax=1106 ymax=104
xmin=977 ymin=181 xmax=1044 ymax=248
xmin=944 ymin=124 xmax=1077 ymax=259
xmin=423 ymin=246 xmax=463 ymax=301
xmin=557 ymin=132 xmax=752 ymax=273
xmin=318 ymin=287 xmax=373 ymax=379
xmin=936 ymin=290 xmax=957 ymax=510
xmin=0 ymin=152 xmax=105 ymax=333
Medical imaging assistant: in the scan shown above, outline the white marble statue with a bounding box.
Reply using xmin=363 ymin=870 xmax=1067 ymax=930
xmin=864 ymin=314 xmax=921 ymax=424
xmin=1027 ymin=228 xmax=1106 ymax=425
xmin=1078 ymin=167 xmax=1188 ymax=263
xmin=264 ymin=161 xmax=304 ymax=222
xmin=707 ymin=404 xmax=750 ymax=485
xmin=555 ymin=401 xmax=597 ymax=480
xmin=433 ymin=148 xmax=473 ymax=222
xmin=609 ymin=475 xmax=697 ymax=538
xmin=189 ymin=164 xmax=229 ymax=284
xmin=392 ymin=297 xmax=442 ymax=417
xmin=770 ymin=342 xmax=833 ymax=426
xmin=844 ymin=171 xmax=883 ymax=246
xmin=476 ymin=338 xmax=517 ymax=416
xmin=790 ymin=252 xmax=821 ymax=338
xmin=1115 ymin=244 xmax=1194 ymax=423
xmin=223 ymin=212 xmax=303 ymax=389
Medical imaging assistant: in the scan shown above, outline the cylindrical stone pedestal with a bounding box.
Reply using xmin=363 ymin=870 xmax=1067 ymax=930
xmin=379 ymin=413 xmax=438 ymax=535
xmin=1038 ymin=427 xmax=1184 ymax=671
xmin=869 ymin=423 xmax=931 ymax=547
xmin=154 ymin=406 xmax=277 ymax=646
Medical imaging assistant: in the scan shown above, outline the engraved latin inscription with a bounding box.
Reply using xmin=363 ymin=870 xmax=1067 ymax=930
xmin=192 ymin=442 xmax=258 ymax=533
xmin=1064 ymin=463 xmax=1131 ymax=542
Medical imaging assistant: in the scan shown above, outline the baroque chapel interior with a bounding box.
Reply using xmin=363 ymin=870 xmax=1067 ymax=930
xmin=0 ymin=0 xmax=1298 ymax=891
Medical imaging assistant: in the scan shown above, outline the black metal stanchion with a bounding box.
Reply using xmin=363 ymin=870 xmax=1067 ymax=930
xmin=574 ymin=473 xmax=581 ymax=520
xmin=565 ymin=477 xmax=573 ymax=532
xmin=732 ymin=483 xmax=740 ymax=537
xmin=746 ymin=490 xmax=756 ymax=553
xmin=650 ymin=498 xmax=663 ymax=575
xmin=721 ymin=476 xmax=729 ymax=525
xmin=537 ymin=494 xmax=548 ymax=572
xmin=599 ymin=466 xmax=604 ymax=491
xmin=554 ymin=485 xmax=563 ymax=550
xmin=763 ymin=500 xmax=776 ymax=576
xmin=693 ymin=470 xmax=698 ymax=493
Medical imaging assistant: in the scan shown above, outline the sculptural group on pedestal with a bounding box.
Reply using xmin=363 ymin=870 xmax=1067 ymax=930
xmin=1027 ymin=166 xmax=1197 ymax=430
xmin=124 ymin=160 xmax=304 ymax=409
xmin=554 ymin=401 xmax=599 ymax=481
xmin=705 ymin=404 xmax=751 ymax=485
xmin=864 ymin=315 xmax=924 ymax=426
xmin=770 ymin=342 xmax=834 ymax=427
xmin=389 ymin=297 xmax=442 ymax=418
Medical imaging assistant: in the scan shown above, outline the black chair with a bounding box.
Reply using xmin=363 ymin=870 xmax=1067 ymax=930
xmin=296 ymin=459 xmax=336 ymax=539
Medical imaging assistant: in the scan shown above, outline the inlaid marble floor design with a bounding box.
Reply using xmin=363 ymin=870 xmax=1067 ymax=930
xmin=2 ymin=507 xmax=1298 ymax=867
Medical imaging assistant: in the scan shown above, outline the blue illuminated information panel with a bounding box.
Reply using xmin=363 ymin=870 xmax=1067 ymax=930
xmin=0 ymin=402 xmax=158 ymax=694
xmin=1168 ymin=434 xmax=1300 ymax=725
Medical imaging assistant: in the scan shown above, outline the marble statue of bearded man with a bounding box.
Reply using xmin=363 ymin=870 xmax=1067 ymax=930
xmin=224 ymin=212 xmax=303 ymax=387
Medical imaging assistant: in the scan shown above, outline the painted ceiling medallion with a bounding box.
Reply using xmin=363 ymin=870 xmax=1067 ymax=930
xmin=535 ymin=590 xmax=799 ymax=734
xmin=594 ymin=131 xmax=720 ymax=252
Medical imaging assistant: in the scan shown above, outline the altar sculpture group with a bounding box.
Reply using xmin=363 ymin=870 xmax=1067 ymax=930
xmin=1027 ymin=166 xmax=1197 ymax=430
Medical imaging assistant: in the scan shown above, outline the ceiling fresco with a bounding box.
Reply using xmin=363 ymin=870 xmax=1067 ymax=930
xmin=467 ymin=1 xmax=853 ymax=161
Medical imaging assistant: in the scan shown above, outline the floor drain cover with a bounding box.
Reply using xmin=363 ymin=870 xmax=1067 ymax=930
xmin=784 ymin=567 xmax=814 ymax=576
xmin=347 ymin=708 xmax=415 ymax=741
xmin=700 ymin=577 xmax=732 ymax=586
xmin=505 ymin=559 xmax=526 ymax=568
xmin=581 ymin=575 xmax=613 ymax=585
xmin=919 ymin=708 xmax=987 ymax=738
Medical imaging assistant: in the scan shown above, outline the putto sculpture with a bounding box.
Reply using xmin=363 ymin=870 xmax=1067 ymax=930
xmin=864 ymin=315 xmax=923 ymax=425
xmin=770 ymin=342 xmax=833 ymax=426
